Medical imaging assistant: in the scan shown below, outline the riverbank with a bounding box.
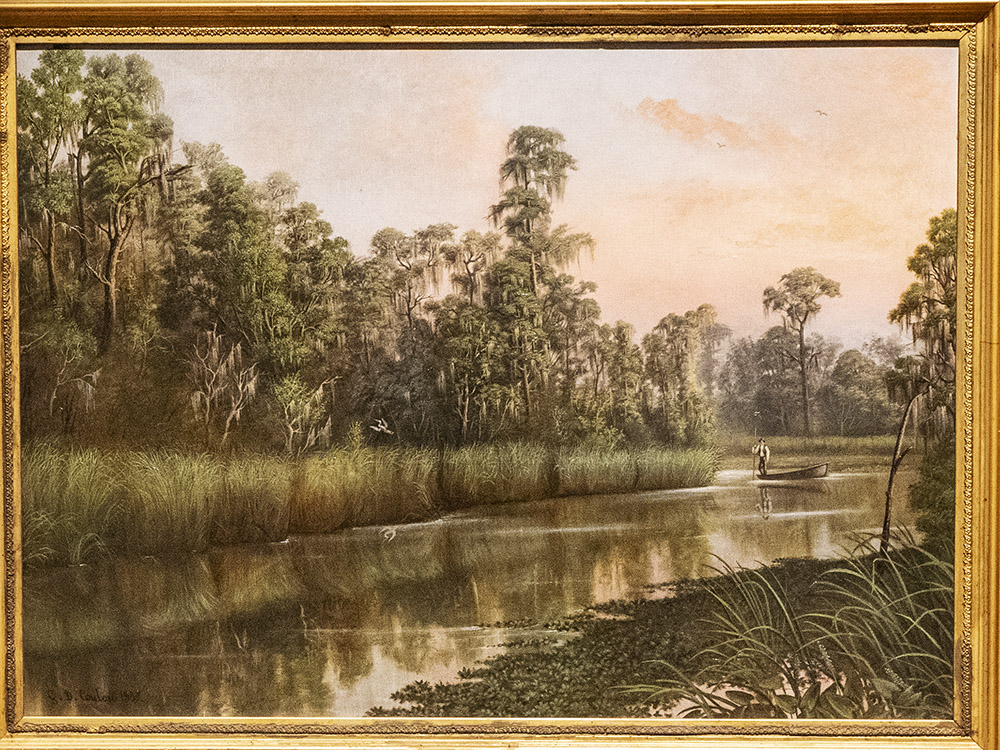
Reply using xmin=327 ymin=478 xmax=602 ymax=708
xmin=714 ymin=433 xmax=904 ymax=471
xmin=368 ymin=543 xmax=954 ymax=720
xmin=22 ymin=464 xmax=925 ymax=716
xmin=22 ymin=443 xmax=718 ymax=565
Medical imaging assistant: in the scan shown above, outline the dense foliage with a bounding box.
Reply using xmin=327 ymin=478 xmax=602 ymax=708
xmin=18 ymin=51 xmax=945 ymax=455
xmin=907 ymin=437 xmax=957 ymax=555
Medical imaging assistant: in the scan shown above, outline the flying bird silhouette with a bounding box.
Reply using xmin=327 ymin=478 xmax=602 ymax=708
xmin=815 ymin=109 xmax=828 ymax=116
xmin=716 ymin=142 xmax=727 ymax=148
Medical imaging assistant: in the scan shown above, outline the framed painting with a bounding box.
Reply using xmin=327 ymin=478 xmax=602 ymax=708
xmin=0 ymin=1 xmax=997 ymax=749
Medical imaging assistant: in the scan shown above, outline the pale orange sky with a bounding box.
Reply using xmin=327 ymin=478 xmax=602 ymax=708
xmin=20 ymin=46 xmax=959 ymax=347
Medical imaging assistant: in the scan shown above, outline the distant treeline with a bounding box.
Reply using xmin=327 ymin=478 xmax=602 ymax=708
xmin=17 ymin=51 xmax=956 ymax=454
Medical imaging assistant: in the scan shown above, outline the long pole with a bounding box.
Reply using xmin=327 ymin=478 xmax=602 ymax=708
xmin=752 ymin=415 xmax=759 ymax=479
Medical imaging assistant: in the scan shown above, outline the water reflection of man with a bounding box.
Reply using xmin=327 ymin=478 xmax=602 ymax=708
xmin=752 ymin=438 xmax=770 ymax=477
xmin=756 ymin=487 xmax=772 ymax=520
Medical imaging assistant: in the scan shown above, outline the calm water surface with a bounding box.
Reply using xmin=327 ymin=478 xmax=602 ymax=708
xmin=23 ymin=462 xmax=916 ymax=717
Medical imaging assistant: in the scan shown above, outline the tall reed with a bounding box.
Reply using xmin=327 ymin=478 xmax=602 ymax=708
xmin=24 ymin=443 xmax=720 ymax=561
xmin=440 ymin=443 xmax=552 ymax=509
xmin=556 ymin=448 xmax=636 ymax=496
xmin=625 ymin=540 xmax=954 ymax=720
xmin=118 ymin=452 xmax=222 ymax=555
xmin=213 ymin=456 xmax=292 ymax=544
xmin=289 ymin=447 xmax=440 ymax=533
xmin=21 ymin=446 xmax=120 ymax=566
xmin=634 ymin=448 xmax=719 ymax=491
xmin=809 ymin=539 xmax=953 ymax=715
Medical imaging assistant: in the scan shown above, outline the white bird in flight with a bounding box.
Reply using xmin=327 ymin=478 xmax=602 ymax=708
xmin=369 ymin=418 xmax=394 ymax=435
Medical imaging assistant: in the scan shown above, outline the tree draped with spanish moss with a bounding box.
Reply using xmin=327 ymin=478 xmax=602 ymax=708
xmin=762 ymin=267 xmax=841 ymax=436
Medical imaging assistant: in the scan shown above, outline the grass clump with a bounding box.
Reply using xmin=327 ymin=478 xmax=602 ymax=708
xmin=118 ymin=451 xmax=222 ymax=556
xmin=715 ymin=432 xmax=897 ymax=458
xmin=635 ymin=448 xmax=719 ymax=491
xmin=23 ymin=442 xmax=720 ymax=562
xmin=556 ymin=448 xmax=636 ymax=496
xmin=289 ymin=447 xmax=440 ymax=533
xmin=627 ymin=538 xmax=953 ymax=720
xmin=441 ymin=443 xmax=552 ymax=509
xmin=21 ymin=445 xmax=120 ymax=566
xmin=212 ymin=455 xmax=292 ymax=544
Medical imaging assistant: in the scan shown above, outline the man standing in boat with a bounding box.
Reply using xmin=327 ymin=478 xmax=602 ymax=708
xmin=752 ymin=438 xmax=770 ymax=477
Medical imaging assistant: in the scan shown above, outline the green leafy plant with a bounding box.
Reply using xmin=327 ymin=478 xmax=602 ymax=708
xmin=624 ymin=539 xmax=953 ymax=719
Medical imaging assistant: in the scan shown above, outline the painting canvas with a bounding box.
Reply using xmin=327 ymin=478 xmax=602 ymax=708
xmin=14 ymin=42 xmax=960 ymax=722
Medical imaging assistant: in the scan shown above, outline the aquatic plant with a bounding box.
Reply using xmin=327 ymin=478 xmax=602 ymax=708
xmin=289 ymin=447 xmax=440 ymax=533
xmin=440 ymin=443 xmax=553 ymax=509
xmin=213 ymin=455 xmax=292 ymax=544
xmin=625 ymin=538 xmax=953 ymax=719
xmin=556 ymin=448 xmax=636 ymax=496
xmin=23 ymin=443 xmax=719 ymax=562
xmin=634 ymin=448 xmax=719 ymax=491
xmin=21 ymin=445 xmax=119 ymax=566
xmin=118 ymin=451 xmax=222 ymax=555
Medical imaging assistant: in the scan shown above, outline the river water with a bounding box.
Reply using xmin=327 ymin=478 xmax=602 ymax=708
xmin=22 ymin=462 xmax=916 ymax=717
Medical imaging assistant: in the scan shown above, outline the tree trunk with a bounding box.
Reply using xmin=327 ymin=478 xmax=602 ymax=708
xmin=521 ymin=363 xmax=533 ymax=416
xmin=72 ymin=152 xmax=88 ymax=279
xmin=44 ymin=212 xmax=58 ymax=303
xmin=881 ymin=393 xmax=919 ymax=555
xmin=798 ymin=325 xmax=811 ymax=435
xmin=459 ymin=383 xmax=470 ymax=443
xmin=98 ymin=233 xmax=123 ymax=355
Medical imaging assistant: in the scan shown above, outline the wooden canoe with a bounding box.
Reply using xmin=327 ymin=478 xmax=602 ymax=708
xmin=757 ymin=463 xmax=829 ymax=480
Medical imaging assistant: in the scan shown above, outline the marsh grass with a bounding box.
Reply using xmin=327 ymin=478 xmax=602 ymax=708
xmin=557 ymin=448 xmax=636 ymax=496
xmin=21 ymin=446 xmax=119 ymax=566
xmin=25 ymin=443 xmax=719 ymax=561
xmin=119 ymin=452 xmax=222 ymax=555
xmin=716 ymin=432 xmax=897 ymax=459
xmin=441 ymin=443 xmax=552 ymax=509
xmin=626 ymin=536 xmax=954 ymax=720
xmin=809 ymin=538 xmax=953 ymax=712
xmin=213 ymin=456 xmax=291 ymax=544
xmin=289 ymin=448 xmax=440 ymax=533
xmin=634 ymin=448 xmax=719 ymax=491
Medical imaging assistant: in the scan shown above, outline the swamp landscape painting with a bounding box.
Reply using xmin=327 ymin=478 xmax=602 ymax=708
xmin=15 ymin=45 xmax=959 ymax=719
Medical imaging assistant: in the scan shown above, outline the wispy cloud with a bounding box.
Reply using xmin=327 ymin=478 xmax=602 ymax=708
xmin=637 ymin=97 xmax=753 ymax=149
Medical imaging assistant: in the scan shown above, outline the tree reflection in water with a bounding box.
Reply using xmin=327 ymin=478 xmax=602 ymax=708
xmin=23 ymin=466 xmax=913 ymax=717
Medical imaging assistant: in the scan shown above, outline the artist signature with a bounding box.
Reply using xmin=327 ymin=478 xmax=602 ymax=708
xmin=46 ymin=689 xmax=141 ymax=704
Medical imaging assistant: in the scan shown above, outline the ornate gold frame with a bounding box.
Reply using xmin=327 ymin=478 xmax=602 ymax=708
xmin=0 ymin=2 xmax=997 ymax=749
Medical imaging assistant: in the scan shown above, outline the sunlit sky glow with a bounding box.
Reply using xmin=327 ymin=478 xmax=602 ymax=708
xmin=19 ymin=46 xmax=959 ymax=348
